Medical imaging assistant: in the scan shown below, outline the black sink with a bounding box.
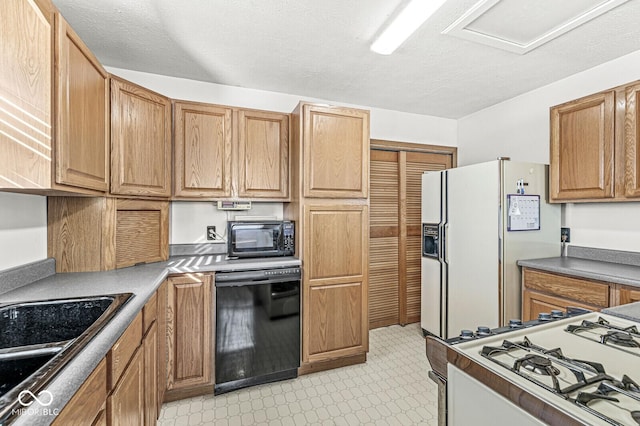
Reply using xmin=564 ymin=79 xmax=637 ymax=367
xmin=0 ymin=293 xmax=132 ymax=423
xmin=0 ymin=352 xmax=58 ymax=398
xmin=0 ymin=297 xmax=115 ymax=349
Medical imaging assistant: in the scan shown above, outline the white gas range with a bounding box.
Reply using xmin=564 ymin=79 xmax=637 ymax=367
xmin=427 ymin=311 xmax=640 ymax=426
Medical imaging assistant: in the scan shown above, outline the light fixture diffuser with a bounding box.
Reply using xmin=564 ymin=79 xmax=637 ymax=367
xmin=371 ymin=0 xmax=448 ymax=55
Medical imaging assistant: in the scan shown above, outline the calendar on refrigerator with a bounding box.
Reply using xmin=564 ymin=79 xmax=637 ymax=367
xmin=507 ymin=194 xmax=540 ymax=231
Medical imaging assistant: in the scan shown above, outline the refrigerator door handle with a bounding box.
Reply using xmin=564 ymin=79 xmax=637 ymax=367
xmin=443 ymin=223 xmax=449 ymax=264
xmin=438 ymin=223 xmax=444 ymax=262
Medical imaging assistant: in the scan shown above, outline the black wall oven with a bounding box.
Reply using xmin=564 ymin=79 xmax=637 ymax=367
xmin=214 ymin=266 xmax=301 ymax=394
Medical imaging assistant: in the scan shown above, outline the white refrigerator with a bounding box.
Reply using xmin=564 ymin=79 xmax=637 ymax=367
xmin=420 ymin=160 xmax=561 ymax=339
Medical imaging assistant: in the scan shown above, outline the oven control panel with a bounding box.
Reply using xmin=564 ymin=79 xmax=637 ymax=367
xmin=264 ymin=268 xmax=300 ymax=277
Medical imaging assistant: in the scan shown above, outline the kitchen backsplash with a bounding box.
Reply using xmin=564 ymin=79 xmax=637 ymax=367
xmin=0 ymin=258 xmax=55 ymax=295
xmin=567 ymin=245 xmax=640 ymax=267
xmin=170 ymin=201 xmax=284 ymax=245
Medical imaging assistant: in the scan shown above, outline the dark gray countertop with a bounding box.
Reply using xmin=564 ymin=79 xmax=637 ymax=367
xmin=1 ymin=255 xmax=301 ymax=426
xmin=602 ymin=302 xmax=640 ymax=322
xmin=517 ymin=256 xmax=640 ymax=288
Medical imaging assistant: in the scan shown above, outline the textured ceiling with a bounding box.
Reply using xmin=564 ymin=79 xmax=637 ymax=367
xmin=51 ymin=0 xmax=640 ymax=119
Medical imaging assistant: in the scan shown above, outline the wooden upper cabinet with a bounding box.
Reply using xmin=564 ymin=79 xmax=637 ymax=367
xmin=237 ymin=109 xmax=289 ymax=199
xmin=550 ymin=91 xmax=615 ymax=201
xmin=55 ymin=13 xmax=109 ymax=192
xmin=624 ymin=82 xmax=640 ymax=198
xmin=302 ymin=104 xmax=369 ymax=198
xmin=111 ymin=76 xmax=171 ymax=197
xmin=172 ymin=103 xmax=289 ymax=200
xmin=173 ymin=101 xmax=232 ymax=198
xmin=1 ymin=1 xmax=112 ymax=194
xmin=0 ymin=0 xmax=53 ymax=190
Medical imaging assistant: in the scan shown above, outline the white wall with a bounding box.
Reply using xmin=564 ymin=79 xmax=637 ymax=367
xmin=0 ymin=192 xmax=47 ymax=271
xmin=458 ymin=49 xmax=640 ymax=252
xmin=108 ymin=67 xmax=458 ymax=244
xmin=107 ymin=67 xmax=459 ymax=147
xmin=171 ymin=202 xmax=283 ymax=244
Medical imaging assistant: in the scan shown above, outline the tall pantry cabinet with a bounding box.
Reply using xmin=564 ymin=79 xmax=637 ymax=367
xmin=285 ymin=103 xmax=370 ymax=373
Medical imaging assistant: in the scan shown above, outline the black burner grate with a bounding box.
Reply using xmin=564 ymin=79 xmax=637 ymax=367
xmin=480 ymin=337 xmax=640 ymax=426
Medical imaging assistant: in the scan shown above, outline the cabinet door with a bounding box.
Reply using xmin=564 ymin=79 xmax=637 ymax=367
xmin=109 ymin=347 xmax=144 ymax=426
xmin=115 ymin=199 xmax=169 ymax=269
xmin=53 ymin=359 xmax=107 ymax=426
xmin=143 ymin=321 xmax=158 ymax=426
xmin=0 ymin=0 xmax=53 ymax=189
xmin=237 ymin=109 xmax=289 ymax=199
xmin=157 ymin=280 xmax=168 ymax=409
xmin=111 ymin=77 xmax=171 ymax=197
xmin=624 ymin=82 xmax=640 ymax=198
xmin=550 ymin=91 xmax=615 ymax=201
xmin=619 ymin=286 xmax=640 ymax=305
xmin=166 ymin=274 xmax=213 ymax=392
xmin=303 ymin=105 xmax=369 ymax=198
xmin=55 ymin=14 xmax=109 ymax=192
xmin=173 ymin=102 xmax=232 ymax=198
xmin=522 ymin=290 xmax=597 ymax=322
xmin=303 ymin=205 xmax=368 ymax=362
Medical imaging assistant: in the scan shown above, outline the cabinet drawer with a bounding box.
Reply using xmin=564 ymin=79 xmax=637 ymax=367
xmin=523 ymin=268 xmax=609 ymax=307
xmin=108 ymin=312 xmax=142 ymax=391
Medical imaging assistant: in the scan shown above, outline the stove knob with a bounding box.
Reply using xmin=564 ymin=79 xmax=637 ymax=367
xmin=538 ymin=312 xmax=552 ymax=321
xmin=551 ymin=310 xmax=565 ymax=319
xmin=476 ymin=326 xmax=491 ymax=336
xmin=460 ymin=329 xmax=475 ymax=339
xmin=509 ymin=319 xmax=523 ymax=328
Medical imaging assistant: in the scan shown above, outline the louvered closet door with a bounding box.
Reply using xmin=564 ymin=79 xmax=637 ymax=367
xmin=369 ymin=147 xmax=453 ymax=329
xmin=369 ymin=150 xmax=400 ymax=328
xmin=403 ymin=152 xmax=452 ymax=325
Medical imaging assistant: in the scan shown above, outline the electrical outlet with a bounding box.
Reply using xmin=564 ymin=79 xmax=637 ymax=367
xmin=560 ymin=227 xmax=570 ymax=243
xmin=207 ymin=226 xmax=216 ymax=241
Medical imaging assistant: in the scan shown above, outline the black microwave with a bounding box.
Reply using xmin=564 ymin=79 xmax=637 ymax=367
xmin=227 ymin=220 xmax=295 ymax=258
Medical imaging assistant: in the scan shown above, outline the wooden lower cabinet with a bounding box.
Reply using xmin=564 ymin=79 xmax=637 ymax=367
xmin=55 ymin=288 xmax=162 ymax=426
xmin=618 ymin=285 xmax=640 ymax=305
xmin=522 ymin=268 xmax=610 ymax=321
xmin=144 ymin=321 xmax=158 ymax=426
xmin=307 ymin=281 xmax=365 ymax=358
xmin=522 ymin=267 xmax=640 ymax=321
xmin=109 ymin=347 xmax=144 ymax=426
xmin=523 ymin=290 xmax=597 ymax=321
xmin=165 ymin=273 xmax=214 ymax=400
xmin=301 ymin=204 xmax=369 ymax=371
xmin=156 ymin=280 xmax=168 ymax=411
xmin=53 ymin=359 xmax=107 ymax=426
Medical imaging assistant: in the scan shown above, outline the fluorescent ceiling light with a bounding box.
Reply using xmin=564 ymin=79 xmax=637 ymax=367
xmin=371 ymin=0 xmax=448 ymax=55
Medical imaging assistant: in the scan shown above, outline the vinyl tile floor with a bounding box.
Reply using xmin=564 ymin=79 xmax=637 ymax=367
xmin=158 ymin=323 xmax=439 ymax=425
